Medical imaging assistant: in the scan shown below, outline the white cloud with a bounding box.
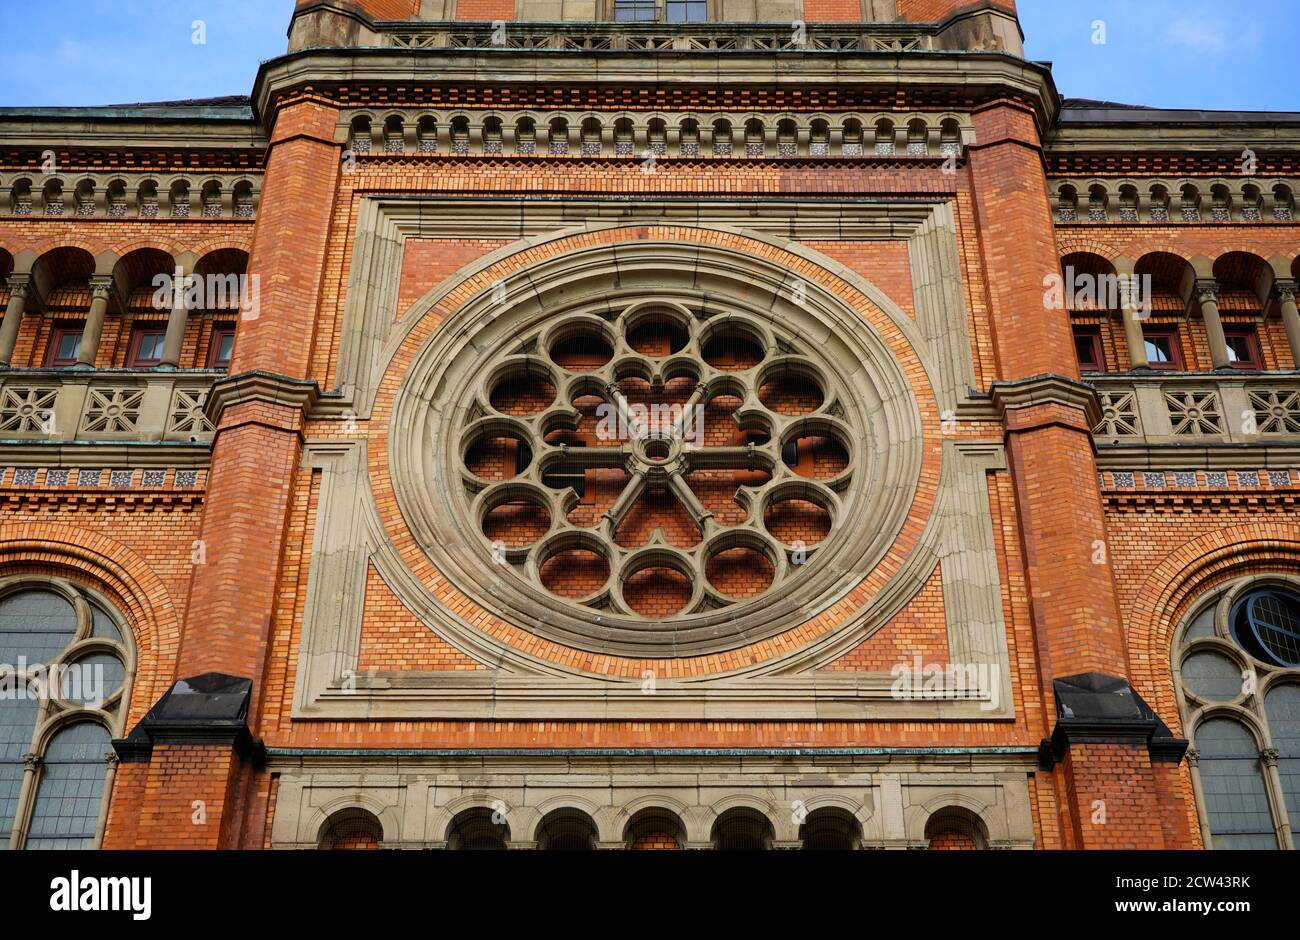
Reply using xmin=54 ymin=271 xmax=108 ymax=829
xmin=1164 ymin=17 xmax=1229 ymax=52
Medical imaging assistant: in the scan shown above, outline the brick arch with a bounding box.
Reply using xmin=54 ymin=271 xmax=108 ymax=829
xmin=28 ymin=234 xmax=107 ymax=260
xmin=1054 ymin=237 xmax=1122 ymax=261
xmin=1129 ymin=243 xmax=1195 ymax=264
xmin=0 ymin=522 xmax=182 ymax=727
xmin=1126 ymin=525 xmax=1300 ymax=725
xmin=188 ymin=235 xmax=254 ymax=258
xmin=111 ymin=235 xmax=193 ymax=258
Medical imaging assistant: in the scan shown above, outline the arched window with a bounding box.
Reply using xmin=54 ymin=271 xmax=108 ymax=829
xmin=0 ymin=695 xmax=39 ymax=846
xmin=1264 ymin=684 xmax=1300 ymax=842
xmin=1176 ymin=579 xmax=1300 ymax=849
xmin=445 ymin=807 xmax=509 ymax=850
xmin=925 ymin=806 xmax=988 ymax=849
xmin=1194 ymin=719 xmax=1275 ymax=849
xmin=800 ymin=807 xmax=862 ymax=850
xmin=26 ymin=722 xmax=112 ymax=850
xmin=319 ymin=807 xmax=383 ymax=850
xmin=535 ymin=808 xmax=598 ymax=850
xmin=624 ymin=808 xmax=685 ymax=850
xmin=0 ymin=580 xmax=132 ymax=850
xmin=711 ymin=807 xmax=774 ymax=850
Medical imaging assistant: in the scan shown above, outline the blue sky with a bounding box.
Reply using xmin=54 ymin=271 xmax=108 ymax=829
xmin=0 ymin=1 xmax=1293 ymax=111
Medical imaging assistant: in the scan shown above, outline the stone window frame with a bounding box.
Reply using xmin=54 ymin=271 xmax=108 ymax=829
xmin=0 ymin=576 xmax=135 ymax=850
xmin=1174 ymin=574 xmax=1300 ymax=850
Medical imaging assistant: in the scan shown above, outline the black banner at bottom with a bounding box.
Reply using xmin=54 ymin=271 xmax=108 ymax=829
xmin=0 ymin=850 xmax=1275 ymax=928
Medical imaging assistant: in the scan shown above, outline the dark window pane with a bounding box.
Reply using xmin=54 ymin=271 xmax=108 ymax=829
xmin=1184 ymin=601 xmax=1218 ymax=640
xmin=1181 ymin=650 xmax=1242 ymax=701
xmin=90 ymin=605 xmax=123 ymax=644
xmin=1264 ymin=684 xmax=1300 ymax=835
xmin=1196 ymin=718 xmax=1277 ymax=849
xmin=1144 ymin=334 xmax=1174 ymax=365
xmin=216 ymin=332 xmax=235 ymax=366
xmin=1074 ymin=332 xmax=1100 ymax=369
xmin=132 ymin=331 xmax=166 ymax=366
xmin=55 ymin=332 xmax=82 ymax=363
xmin=26 ymin=723 xmax=111 ymax=850
xmin=0 ymin=591 xmax=77 ymax=667
xmin=1236 ymin=590 xmax=1300 ymax=667
xmin=614 ymin=0 xmax=657 ymax=21
xmin=0 ymin=693 xmax=39 ymax=848
xmin=666 ymin=0 xmax=708 ymax=22
xmin=60 ymin=653 xmax=125 ymax=706
xmin=1225 ymin=330 xmax=1258 ymax=367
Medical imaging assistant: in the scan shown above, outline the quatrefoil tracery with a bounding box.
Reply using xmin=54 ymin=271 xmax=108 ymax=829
xmin=459 ymin=301 xmax=857 ymax=619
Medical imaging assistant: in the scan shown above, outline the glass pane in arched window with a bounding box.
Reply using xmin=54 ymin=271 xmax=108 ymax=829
xmin=1184 ymin=602 xmax=1218 ymax=640
xmin=1265 ymin=683 xmax=1300 ymax=838
xmin=1181 ymin=650 xmax=1242 ymax=701
xmin=0 ymin=693 xmax=39 ymax=849
xmin=1196 ymin=718 xmax=1277 ymax=849
xmin=25 ymin=723 xmax=111 ymax=850
xmin=0 ymin=591 xmax=77 ymax=666
xmin=59 ymin=653 xmax=125 ymax=706
xmin=90 ymin=604 xmax=123 ymax=644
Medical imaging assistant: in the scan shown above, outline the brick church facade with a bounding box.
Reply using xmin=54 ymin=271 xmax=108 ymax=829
xmin=0 ymin=0 xmax=1297 ymax=850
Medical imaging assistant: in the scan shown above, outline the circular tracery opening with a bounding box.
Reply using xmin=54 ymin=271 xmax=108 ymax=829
xmin=447 ymin=300 xmax=861 ymax=626
xmin=490 ymin=369 xmax=556 ymax=416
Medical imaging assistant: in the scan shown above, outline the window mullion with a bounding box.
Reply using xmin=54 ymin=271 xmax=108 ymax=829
xmin=1262 ymin=748 xmax=1297 ymax=849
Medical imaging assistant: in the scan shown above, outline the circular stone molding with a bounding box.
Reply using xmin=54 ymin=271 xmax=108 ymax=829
xmin=391 ymin=239 xmax=924 ymax=657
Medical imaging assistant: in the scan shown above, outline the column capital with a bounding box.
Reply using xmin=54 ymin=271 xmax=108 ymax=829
xmin=5 ymin=276 xmax=32 ymax=299
xmin=1262 ymin=747 xmax=1281 ymax=768
xmin=1194 ymin=279 xmax=1220 ymax=303
xmin=1275 ymin=280 xmax=1298 ymax=303
xmin=22 ymin=752 xmax=42 ymax=771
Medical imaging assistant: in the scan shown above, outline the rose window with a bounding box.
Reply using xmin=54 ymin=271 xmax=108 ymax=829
xmin=460 ymin=300 xmax=855 ymax=625
xmin=393 ymin=246 xmax=922 ymax=657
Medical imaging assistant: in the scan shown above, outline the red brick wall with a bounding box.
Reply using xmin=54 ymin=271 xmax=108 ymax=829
xmin=897 ymin=0 xmax=1015 ymax=20
xmin=804 ymin=0 xmax=864 ymax=21
xmin=455 ymin=0 xmax=516 ymax=19
xmin=295 ymin=0 xmax=420 ymax=17
xmin=104 ymin=744 xmax=241 ymax=850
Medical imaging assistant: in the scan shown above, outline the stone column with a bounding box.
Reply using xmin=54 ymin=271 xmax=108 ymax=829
xmin=0 ymin=278 xmax=31 ymax=368
xmin=1120 ymin=280 xmax=1149 ymax=369
xmin=1196 ymin=280 xmax=1232 ymax=370
xmin=1276 ymin=281 xmax=1300 ymax=370
xmin=159 ymin=262 xmax=192 ymax=370
xmin=75 ymin=277 xmax=113 ymax=369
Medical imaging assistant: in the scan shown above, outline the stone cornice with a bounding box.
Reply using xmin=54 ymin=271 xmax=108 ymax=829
xmin=204 ymin=371 xmax=324 ymax=426
xmin=0 ymin=442 xmax=210 ymax=468
xmin=1095 ymin=442 xmax=1300 ymax=472
xmin=0 ymin=116 xmax=266 ymax=153
xmin=1048 ymin=112 xmax=1300 ymax=155
xmin=989 ymin=374 xmax=1103 ymax=428
xmin=251 ymin=46 xmax=1060 ymax=131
